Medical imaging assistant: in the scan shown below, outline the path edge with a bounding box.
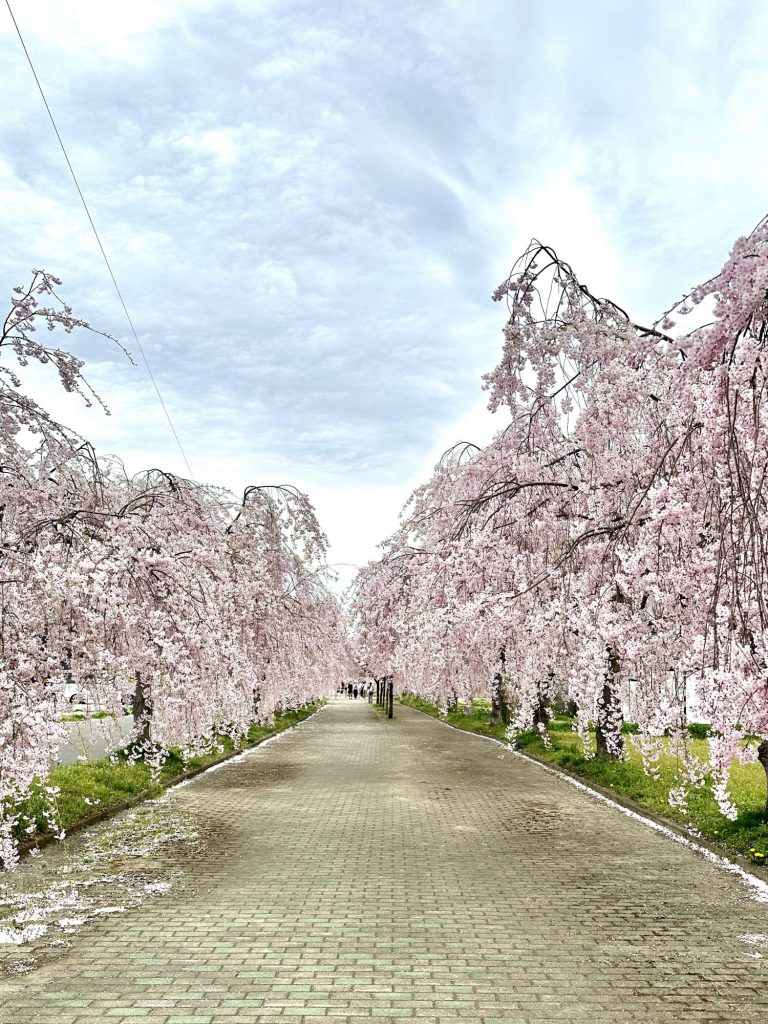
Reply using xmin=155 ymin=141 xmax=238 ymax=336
xmin=20 ymin=702 xmax=326 ymax=861
xmin=396 ymin=700 xmax=768 ymax=897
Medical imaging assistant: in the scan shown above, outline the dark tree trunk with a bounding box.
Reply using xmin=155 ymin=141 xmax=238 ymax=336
xmin=491 ymin=646 xmax=509 ymax=726
xmin=532 ymin=690 xmax=550 ymax=729
xmin=133 ymin=671 xmax=152 ymax=745
xmin=758 ymin=739 xmax=768 ymax=820
xmin=387 ymin=676 xmax=394 ymax=719
xmin=493 ymin=679 xmax=512 ymax=729
xmin=595 ymin=647 xmax=623 ymax=759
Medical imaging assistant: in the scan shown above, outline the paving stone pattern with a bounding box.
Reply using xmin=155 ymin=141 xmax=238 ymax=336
xmin=2 ymin=698 xmax=768 ymax=1023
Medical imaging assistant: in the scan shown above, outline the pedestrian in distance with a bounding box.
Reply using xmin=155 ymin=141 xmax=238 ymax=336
xmin=346 ymin=681 xmax=353 ymax=699
xmin=353 ymin=683 xmax=359 ymax=699
xmin=367 ymin=682 xmax=373 ymax=703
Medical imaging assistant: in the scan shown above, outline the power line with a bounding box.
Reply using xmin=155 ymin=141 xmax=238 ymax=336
xmin=4 ymin=0 xmax=195 ymax=480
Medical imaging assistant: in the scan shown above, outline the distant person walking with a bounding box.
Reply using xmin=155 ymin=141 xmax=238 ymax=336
xmin=367 ymin=682 xmax=373 ymax=703
xmin=346 ymin=682 xmax=353 ymax=699
xmin=353 ymin=683 xmax=359 ymax=699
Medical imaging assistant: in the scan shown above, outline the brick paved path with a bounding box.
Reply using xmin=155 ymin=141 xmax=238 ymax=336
xmin=2 ymin=698 xmax=768 ymax=1023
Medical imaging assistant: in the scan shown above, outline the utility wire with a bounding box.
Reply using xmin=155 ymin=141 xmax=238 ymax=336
xmin=4 ymin=0 xmax=195 ymax=480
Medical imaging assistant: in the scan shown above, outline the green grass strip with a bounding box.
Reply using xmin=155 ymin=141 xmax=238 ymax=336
xmin=14 ymin=704 xmax=321 ymax=847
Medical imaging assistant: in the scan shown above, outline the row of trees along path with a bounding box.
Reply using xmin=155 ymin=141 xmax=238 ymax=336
xmin=352 ymin=216 xmax=768 ymax=821
xmin=0 ymin=271 xmax=351 ymax=869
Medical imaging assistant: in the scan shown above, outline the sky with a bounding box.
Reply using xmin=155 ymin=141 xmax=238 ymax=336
xmin=1 ymin=0 xmax=767 ymax=590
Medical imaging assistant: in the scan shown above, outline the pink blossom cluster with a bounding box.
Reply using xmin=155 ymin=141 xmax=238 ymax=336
xmin=0 ymin=272 xmax=351 ymax=868
xmin=351 ymin=218 xmax=768 ymax=820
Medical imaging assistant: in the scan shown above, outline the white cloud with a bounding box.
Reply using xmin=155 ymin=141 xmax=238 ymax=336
xmin=1 ymin=0 xmax=222 ymax=60
xmin=487 ymin=173 xmax=625 ymax=301
xmin=1 ymin=0 xmax=767 ymax=566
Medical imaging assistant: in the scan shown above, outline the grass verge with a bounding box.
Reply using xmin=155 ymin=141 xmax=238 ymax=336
xmin=397 ymin=694 xmax=768 ymax=871
xmin=60 ymin=710 xmax=115 ymax=722
xmin=14 ymin=703 xmax=321 ymax=850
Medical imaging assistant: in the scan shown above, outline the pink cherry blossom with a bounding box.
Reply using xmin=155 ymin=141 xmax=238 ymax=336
xmin=0 ymin=273 xmax=350 ymax=868
xmin=353 ymin=217 xmax=768 ymax=821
